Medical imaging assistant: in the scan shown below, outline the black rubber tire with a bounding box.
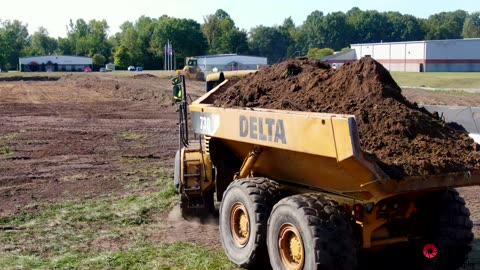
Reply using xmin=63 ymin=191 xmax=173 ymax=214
xmin=196 ymin=72 xmax=205 ymax=81
xmin=359 ymin=189 xmax=474 ymax=270
xmin=267 ymin=193 xmax=357 ymax=270
xmin=219 ymin=178 xmax=285 ymax=268
xmin=423 ymin=189 xmax=474 ymax=270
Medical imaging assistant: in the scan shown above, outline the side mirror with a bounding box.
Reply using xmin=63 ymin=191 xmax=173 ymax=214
xmin=172 ymin=76 xmax=183 ymax=102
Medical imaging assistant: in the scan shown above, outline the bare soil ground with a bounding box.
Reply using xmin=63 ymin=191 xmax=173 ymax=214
xmin=0 ymin=74 xmax=204 ymax=217
xmin=1 ymin=73 xmax=479 ymax=267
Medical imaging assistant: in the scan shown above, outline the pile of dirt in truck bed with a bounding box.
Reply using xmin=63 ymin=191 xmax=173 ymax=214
xmin=213 ymin=57 xmax=480 ymax=179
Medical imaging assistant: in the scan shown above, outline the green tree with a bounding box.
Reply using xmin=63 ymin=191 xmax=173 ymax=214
xmin=135 ymin=16 xmax=158 ymax=68
xmin=26 ymin=27 xmax=58 ymax=55
xmin=0 ymin=19 xmax=29 ymax=70
xmin=115 ymin=21 xmax=139 ymax=66
xmin=65 ymin=19 xmax=112 ymax=57
xmin=87 ymin=19 xmax=111 ymax=57
xmin=424 ymin=10 xmax=467 ymax=40
xmin=321 ymin=12 xmax=354 ymax=50
xmin=306 ymin=47 xmax=334 ymax=59
xmin=348 ymin=9 xmax=389 ymax=43
xmin=113 ymin=45 xmax=132 ymax=67
xmin=150 ymin=16 xmax=208 ymax=68
xmin=249 ymin=25 xmax=292 ymax=63
xmin=201 ymin=9 xmax=249 ymax=54
xmin=67 ymin=19 xmax=89 ymax=56
xmin=92 ymin=53 xmax=106 ymax=66
xmin=462 ymin=12 xmax=480 ymax=38
xmin=297 ymin=10 xmax=325 ymax=53
xmin=279 ymin=17 xmax=299 ymax=58
xmin=56 ymin=37 xmax=74 ymax=55
xmin=384 ymin=12 xmax=425 ymax=41
xmin=114 ymin=17 xmax=163 ymax=69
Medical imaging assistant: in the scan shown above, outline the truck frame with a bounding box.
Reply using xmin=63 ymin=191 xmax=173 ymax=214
xmin=173 ymin=77 xmax=478 ymax=270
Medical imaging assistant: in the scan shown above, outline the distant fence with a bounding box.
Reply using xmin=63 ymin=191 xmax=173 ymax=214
xmin=422 ymin=105 xmax=480 ymax=134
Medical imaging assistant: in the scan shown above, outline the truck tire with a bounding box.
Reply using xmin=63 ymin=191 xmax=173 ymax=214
xmin=422 ymin=189 xmax=473 ymax=270
xmin=362 ymin=189 xmax=474 ymax=270
xmin=219 ymin=178 xmax=285 ymax=268
xmin=196 ymin=72 xmax=205 ymax=81
xmin=267 ymin=194 xmax=357 ymax=270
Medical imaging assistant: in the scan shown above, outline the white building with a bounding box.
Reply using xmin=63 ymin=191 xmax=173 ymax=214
xmin=19 ymin=55 xmax=92 ymax=72
xmin=320 ymin=49 xmax=357 ymax=69
xmin=195 ymin=54 xmax=268 ymax=72
xmin=351 ymin=39 xmax=480 ymax=72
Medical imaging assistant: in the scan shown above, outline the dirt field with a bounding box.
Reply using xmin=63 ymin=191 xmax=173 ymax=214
xmin=1 ymin=73 xmax=479 ymax=268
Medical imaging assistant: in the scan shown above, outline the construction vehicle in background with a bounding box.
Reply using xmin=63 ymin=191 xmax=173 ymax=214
xmin=172 ymin=76 xmax=478 ymax=270
xmin=176 ymin=57 xmax=205 ymax=81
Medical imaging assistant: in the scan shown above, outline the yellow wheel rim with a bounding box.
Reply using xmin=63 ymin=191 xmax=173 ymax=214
xmin=230 ymin=202 xmax=250 ymax=247
xmin=278 ymin=223 xmax=304 ymax=270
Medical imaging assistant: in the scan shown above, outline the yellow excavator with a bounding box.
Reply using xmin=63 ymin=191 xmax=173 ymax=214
xmin=176 ymin=57 xmax=205 ymax=81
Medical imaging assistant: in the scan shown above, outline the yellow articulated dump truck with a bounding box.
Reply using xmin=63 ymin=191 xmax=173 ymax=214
xmin=172 ymin=76 xmax=479 ymax=270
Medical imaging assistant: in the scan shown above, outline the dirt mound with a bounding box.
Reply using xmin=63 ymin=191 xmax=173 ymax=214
xmin=133 ymin=73 xmax=157 ymax=79
xmin=213 ymin=57 xmax=480 ymax=179
xmin=0 ymin=76 xmax=60 ymax=82
xmin=59 ymin=74 xmax=175 ymax=107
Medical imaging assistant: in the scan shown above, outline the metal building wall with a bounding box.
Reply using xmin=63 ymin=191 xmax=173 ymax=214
xmin=351 ymin=41 xmax=426 ymax=72
xmin=352 ymin=38 xmax=480 ymax=72
xmin=425 ymin=39 xmax=480 ymax=72
xmin=197 ymin=55 xmax=267 ymax=72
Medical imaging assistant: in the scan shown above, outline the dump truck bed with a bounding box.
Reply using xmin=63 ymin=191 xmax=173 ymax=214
xmin=190 ymin=81 xmax=480 ymax=201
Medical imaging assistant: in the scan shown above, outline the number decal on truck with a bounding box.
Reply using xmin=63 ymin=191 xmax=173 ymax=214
xmin=199 ymin=115 xmax=213 ymax=133
xmin=192 ymin=112 xmax=220 ymax=135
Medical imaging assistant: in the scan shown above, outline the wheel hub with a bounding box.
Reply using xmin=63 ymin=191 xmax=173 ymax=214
xmin=230 ymin=202 xmax=250 ymax=247
xmin=278 ymin=223 xmax=304 ymax=270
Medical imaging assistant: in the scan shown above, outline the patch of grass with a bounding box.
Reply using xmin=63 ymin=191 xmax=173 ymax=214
xmin=0 ymin=155 xmax=235 ymax=269
xmin=121 ymin=163 xmax=169 ymax=191
xmin=1 ymin=145 xmax=13 ymax=155
xmin=391 ymin=72 xmax=480 ymax=89
xmin=0 ymin=178 xmax=236 ymax=269
xmin=0 ymin=133 xmax=19 ymax=142
xmin=121 ymin=157 xmax=145 ymax=164
xmin=120 ymin=133 xmax=148 ymax=141
xmin=60 ymin=174 xmax=88 ymax=182
xmin=0 ymin=240 xmax=235 ymax=270
xmin=0 ymin=133 xmax=19 ymax=156
xmin=428 ymin=89 xmax=478 ymax=95
xmin=0 ymin=178 xmax=177 ymax=227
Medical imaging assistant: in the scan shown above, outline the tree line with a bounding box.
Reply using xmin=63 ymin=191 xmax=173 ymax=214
xmin=1 ymin=8 xmax=479 ymax=70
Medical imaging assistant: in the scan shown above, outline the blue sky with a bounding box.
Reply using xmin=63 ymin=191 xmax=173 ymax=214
xmin=1 ymin=0 xmax=478 ymax=38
